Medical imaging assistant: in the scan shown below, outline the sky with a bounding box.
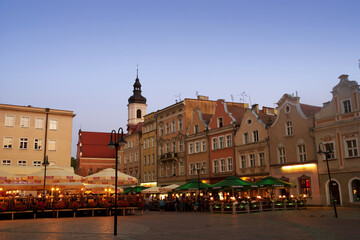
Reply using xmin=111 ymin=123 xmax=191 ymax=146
xmin=1 ymin=0 xmax=359 ymax=157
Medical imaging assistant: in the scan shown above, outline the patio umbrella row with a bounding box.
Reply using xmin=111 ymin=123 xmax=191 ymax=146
xmin=174 ymin=176 xmax=296 ymax=191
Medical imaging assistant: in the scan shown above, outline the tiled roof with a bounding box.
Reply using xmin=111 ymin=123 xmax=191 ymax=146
xmin=80 ymin=131 xmax=125 ymax=158
xmin=227 ymin=105 xmax=247 ymax=123
xmin=300 ymin=104 xmax=321 ymax=117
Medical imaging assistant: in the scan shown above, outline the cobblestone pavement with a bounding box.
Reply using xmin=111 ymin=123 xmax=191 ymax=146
xmin=0 ymin=207 xmax=359 ymax=240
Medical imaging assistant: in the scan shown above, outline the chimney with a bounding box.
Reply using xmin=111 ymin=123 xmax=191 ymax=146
xmin=197 ymin=95 xmax=209 ymax=100
xmin=251 ymin=104 xmax=259 ymax=114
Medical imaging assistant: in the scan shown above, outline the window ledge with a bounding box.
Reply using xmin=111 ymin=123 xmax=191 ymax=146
xmin=345 ymin=156 xmax=359 ymax=160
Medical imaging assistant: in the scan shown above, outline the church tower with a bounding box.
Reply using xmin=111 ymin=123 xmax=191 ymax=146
xmin=127 ymin=70 xmax=147 ymax=126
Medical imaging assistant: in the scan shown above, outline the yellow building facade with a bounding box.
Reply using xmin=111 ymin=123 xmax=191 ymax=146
xmin=0 ymin=104 xmax=75 ymax=168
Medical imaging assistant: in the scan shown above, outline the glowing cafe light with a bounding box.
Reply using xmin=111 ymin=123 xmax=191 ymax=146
xmin=303 ymin=194 xmax=307 ymax=198
xmin=282 ymin=195 xmax=286 ymax=198
xmin=51 ymin=188 xmax=55 ymax=191
xmin=290 ymin=195 xmax=294 ymax=198
xmin=281 ymin=163 xmax=316 ymax=171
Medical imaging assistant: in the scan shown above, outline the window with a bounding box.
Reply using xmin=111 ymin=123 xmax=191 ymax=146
xmin=259 ymin=152 xmax=265 ymax=166
xmin=240 ymin=155 xmax=246 ymax=168
xmin=160 ymin=165 xmax=164 ymax=177
xmin=212 ymin=138 xmax=218 ymax=150
xmin=48 ymin=140 xmax=56 ymax=151
xmin=143 ymin=140 xmax=146 ymax=149
xmin=137 ymin=109 xmax=142 ymax=118
xmin=324 ymin=143 xmax=335 ymax=159
xmin=179 ymin=119 xmax=183 ymax=130
xmin=144 ymin=173 xmax=147 ymax=182
xmin=152 ymin=154 xmax=155 ymax=164
xmin=166 ymin=164 xmax=171 ymax=177
xmin=351 ymin=179 xmax=360 ymax=202
xmin=33 ymin=160 xmax=42 ymax=166
xmin=227 ymin=158 xmax=233 ymax=171
xmin=220 ymin=159 xmax=226 ymax=172
xmin=286 ymin=121 xmax=293 ymax=136
xmin=298 ymin=145 xmax=307 ymax=162
xmin=217 ymin=117 xmax=223 ymax=128
xmin=49 ymin=119 xmax=58 ymax=130
xmin=172 ymin=120 xmax=176 ymax=132
xmin=135 ymin=152 xmax=138 ymax=162
xmin=19 ymin=138 xmax=28 ymax=149
xmin=213 ymin=159 xmax=219 ymax=173
xmin=299 ymin=176 xmax=311 ymax=196
xmin=189 ymin=163 xmax=195 ymax=175
xmin=226 ymin=135 xmax=232 ymax=147
xmin=160 ymin=125 xmax=164 ymax=136
xmin=180 ymin=161 xmax=185 ymax=175
xmin=253 ymin=130 xmax=259 ymax=142
xmin=201 ymin=140 xmax=206 ymax=152
xmin=172 ymin=141 xmax=176 ymax=152
xmin=166 ymin=143 xmax=170 ymax=153
xmin=35 ymin=118 xmax=44 ymax=129
xmin=2 ymin=160 xmax=11 ymax=166
xmin=152 ymin=137 xmax=155 ymax=147
xmin=194 ymin=124 xmax=199 ymax=134
xmin=201 ymin=161 xmax=207 ymax=174
xmin=124 ymin=155 xmax=128 ymax=164
xmin=148 ymin=155 xmax=150 ymax=165
xmin=129 ymin=154 xmax=133 ymax=163
xmin=34 ymin=139 xmax=42 ymax=150
xmin=219 ymin=136 xmax=224 ymax=149
xmin=195 ymin=141 xmax=200 ymax=153
xmin=346 ymin=139 xmax=358 ymax=157
xmin=20 ymin=117 xmax=30 ymax=128
xmin=188 ymin=143 xmax=194 ymax=154
xmin=152 ymin=171 xmax=155 ymax=181
xmin=5 ymin=115 xmax=15 ymax=127
xmin=144 ymin=156 xmax=147 ymax=166
xmin=249 ymin=154 xmax=256 ymax=167
xmin=3 ymin=137 xmax=13 ymax=149
xmin=173 ymin=162 xmax=177 ymax=176
xmin=243 ymin=133 xmax=249 ymax=144
xmin=343 ymin=100 xmax=352 ymax=113
xmin=278 ymin=147 xmax=286 ymax=164
xmin=18 ymin=160 xmax=27 ymax=166
xmin=166 ymin=123 xmax=170 ymax=134
xmin=179 ymin=140 xmax=184 ymax=152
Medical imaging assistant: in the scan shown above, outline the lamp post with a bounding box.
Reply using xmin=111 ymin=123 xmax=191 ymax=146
xmin=42 ymin=156 xmax=50 ymax=199
xmin=108 ymin=127 xmax=127 ymax=236
xmin=193 ymin=164 xmax=205 ymax=194
xmin=318 ymin=143 xmax=338 ymax=218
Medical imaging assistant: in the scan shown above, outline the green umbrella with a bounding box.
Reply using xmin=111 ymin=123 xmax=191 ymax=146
xmin=124 ymin=186 xmax=148 ymax=193
xmin=211 ymin=176 xmax=252 ymax=190
xmin=175 ymin=180 xmax=211 ymax=191
xmin=252 ymin=176 xmax=296 ymax=188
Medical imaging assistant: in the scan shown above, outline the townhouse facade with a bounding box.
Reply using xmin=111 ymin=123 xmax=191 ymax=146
xmin=186 ymin=108 xmax=212 ymax=183
xmin=314 ymin=74 xmax=360 ymax=206
xmin=235 ymin=105 xmax=276 ymax=183
xmin=141 ymin=112 xmax=157 ymax=185
xmin=157 ymin=96 xmax=217 ymax=186
xmin=268 ymin=94 xmax=321 ymax=205
xmin=207 ymin=100 xmax=248 ymax=184
xmin=0 ymin=104 xmax=75 ymax=168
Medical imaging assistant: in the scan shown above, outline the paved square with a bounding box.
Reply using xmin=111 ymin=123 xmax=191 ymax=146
xmin=0 ymin=207 xmax=359 ymax=240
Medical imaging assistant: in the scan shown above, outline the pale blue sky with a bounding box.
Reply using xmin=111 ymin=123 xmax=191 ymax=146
xmin=1 ymin=0 xmax=359 ymax=157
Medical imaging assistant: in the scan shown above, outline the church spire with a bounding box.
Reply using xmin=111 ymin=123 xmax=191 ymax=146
xmin=128 ymin=68 xmax=146 ymax=104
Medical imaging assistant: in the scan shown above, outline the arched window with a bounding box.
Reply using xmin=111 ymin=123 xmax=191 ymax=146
xmin=88 ymin=168 xmax=94 ymax=175
xmin=137 ymin=109 xmax=142 ymax=118
xmin=351 ymin=179 xmax=360 ymax=202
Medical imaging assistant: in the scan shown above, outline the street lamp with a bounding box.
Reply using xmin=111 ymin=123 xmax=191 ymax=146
xmin=193 ymin=164 xmax=205 ymax=193
xmin=108 ymin=127 xmax=127 ymax=236
xmin=42 ymin=156 xmax=50 ymax=199
xmin=318 ymin=143 xmax=338 ymax=218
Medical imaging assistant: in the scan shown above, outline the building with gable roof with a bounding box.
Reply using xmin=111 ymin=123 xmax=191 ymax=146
xmin=186 ymin=107 xmax=213 ymax=182
xmin=268 ymin=93 xmax=321 ymax=205
xmin=207 ymin=99 xmax=248 ymax=184
xmin=314 ymin=74 xmax=360 ymax=206
xmin=235 ymin=105 xmax=276 ymax=183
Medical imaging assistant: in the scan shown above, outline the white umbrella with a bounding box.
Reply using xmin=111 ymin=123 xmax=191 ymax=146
xmin=0 ymin=169 xmax=21 ymax=183
xmin=22 ymin=167 xmax=84 ymax=183
xmin=84 ymin=168 xmax=138 ymax=185
xmin=141 ymin=186 xmax=162 ymax=194
xmin=83 ymin=183 xmax=123 ymax=193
